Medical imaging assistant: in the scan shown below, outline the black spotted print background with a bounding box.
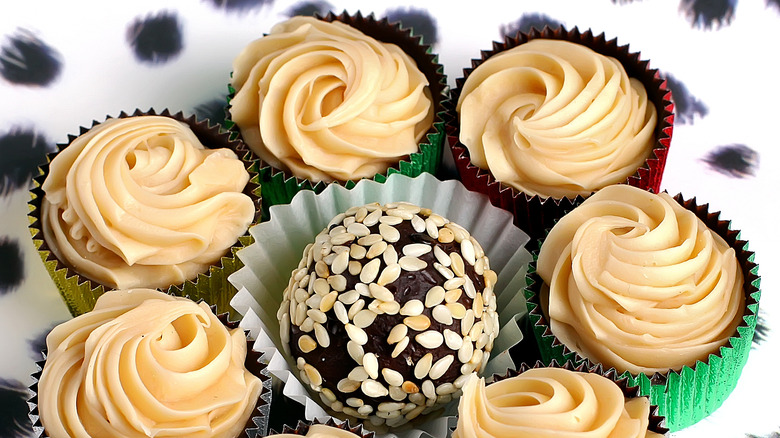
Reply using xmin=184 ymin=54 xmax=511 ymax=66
xmin=0 ymin=1 xmax=776 ymax=436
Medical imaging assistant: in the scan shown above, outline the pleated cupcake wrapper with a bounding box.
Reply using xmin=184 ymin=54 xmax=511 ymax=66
xmin=27 ymin=108 xmax=263 ymax=318
xmin=447 ymin=360 xmax=669 ymax=436
xmin=224 ymin=10 xmax=448 ymax=221
xmin=445 ymin=25 xmax=675 ymax=242
xmin=269 ymin=417 xmax=376 ymax=437
xmin=28 ymin=307 xmax=273 ymax=438
xmin=228 ymin=172 xmax=534 ymax=438
xmin=523 ymin=193 xmax=761 ymax=432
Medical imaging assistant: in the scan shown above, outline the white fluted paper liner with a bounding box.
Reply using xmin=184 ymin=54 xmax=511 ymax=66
xmin=229 ymin=172 xmax=532 ymax=438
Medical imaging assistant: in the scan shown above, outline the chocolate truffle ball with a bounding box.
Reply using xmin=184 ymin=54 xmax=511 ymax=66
xmin=278 ymin=202 xmax=499 ymax=428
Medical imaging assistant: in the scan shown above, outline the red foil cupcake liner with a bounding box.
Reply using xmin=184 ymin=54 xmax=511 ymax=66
xmin=446 ymin=25 xmax=675 ymax=242
xmin=523 ymin=193 xmax=761 ymax=431
xmin=27 ymin=108 xmax=262 ymax=317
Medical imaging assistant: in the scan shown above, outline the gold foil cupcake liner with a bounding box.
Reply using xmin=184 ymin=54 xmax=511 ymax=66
xmin=28 ymin=306 xmax=273 ymax=438
xmin=225 ymin=10 xmax=448 ymax=220
xmin=270 ymin=417 xmax=375 ymax=438
xmin=229 ymin=172 xmax=533 ymax=437
xmin=524 ymin=193 xmax=761 ymax=431
xmin=27 ymin=108 xmax=262 ymax=317
xmin=446 ymin=25 xmax=675 ymax=242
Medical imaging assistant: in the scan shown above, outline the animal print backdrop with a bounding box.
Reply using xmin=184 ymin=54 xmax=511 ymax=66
xmin=0 ymin=0 xmax=777 ymax=436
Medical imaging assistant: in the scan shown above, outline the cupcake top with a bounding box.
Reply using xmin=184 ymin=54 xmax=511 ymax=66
xmin=229 ymin=16 xmax=434 ymax=183
xmin=277 ymin=201 xmax=499 ymax=428
xmin=453 ymin=368 xmax=664 ymax=438
xmin=536 ymin=184 xmax=744 ymax=374
xmin=267 ymin=424 xmax=362 ymax=437
xmin=41 ymin=115 xmax=255 ymax=290
xmin=456 ymin=39 xmax=657 ymax=198
xmin=37 ymin=288 xmax=264 ymax=438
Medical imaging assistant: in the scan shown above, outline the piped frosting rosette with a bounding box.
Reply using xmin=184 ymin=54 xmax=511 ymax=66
xmin=446 ymin=26 xmax=674 ymax=241
xmin=227 ymin=12 xmax=448 ymax=219
xmin=28 ymin=109 xmax=261 ymax=316
xmin=452 ymin=361 xmax=668 ymax=437
xmin=524 ymin=185 xmax=761 ymax=431
xmin=28 ymin=288 xmax=272 ymax=438
xmin=229 ymin=173 xmax=533 ymax=438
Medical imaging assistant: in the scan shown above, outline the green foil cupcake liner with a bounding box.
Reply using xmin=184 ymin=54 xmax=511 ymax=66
xmin=27 ymin=108 xmax=262 ymax=317
xmin=523 ymin=193 xmax=761 ymax=431
xmin=225 ymin=10 xmax=448 ymax=220
xmin=28 ymin=307 xmax=273 ymax=438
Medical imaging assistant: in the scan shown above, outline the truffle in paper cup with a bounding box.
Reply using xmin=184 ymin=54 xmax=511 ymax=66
xmin=268 ymin=417 xmax=375 ymax=437
xmin=225 ymin=11 xmax=448 ymax=220
xmin=28 ymin=108 xmax=261 ymax=317
xmin=451 ymin=360 xmax=668 ymax=437
xmin=229 ymin=173 xmax=533 ymax=437
xmin=446 ymin=25 xmax=674 ymax=241
xmin=28 ymin=291 xmax=272 ymax=438
xmin=523 ymin=187 xmax=760 ymax=431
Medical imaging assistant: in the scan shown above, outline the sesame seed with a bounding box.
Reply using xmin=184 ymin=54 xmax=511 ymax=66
xmin=298 ymin=335 xmax=317 ymax=353
xmin=414 ymin=353 xmax=433 ymax=380
xmin=425 ymin=285 xmax=445 ymax=308
xmin=415 ymin=331 xmax=444 ymax=349
xmin=360 ymin=258 xmax=381 ymax=283
xmin=399 ymin=299 xmax=424 ymax=317
xmin=387 ymin=324 xmax=408 ymax=344
xmin=391 ymin=336 xmax=409 ymax=358
xmin=379 ymin=223 xmax=401 ymax=242
xmin=346 ymin=323 xmax=368 ymax=345
xmin=402 ymin=243 xmax=431 ymax=258
xmin=399 ymin=256 xmax=427 ymax=272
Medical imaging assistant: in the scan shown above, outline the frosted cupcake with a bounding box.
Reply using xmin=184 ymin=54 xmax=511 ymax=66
xmin=227 ymin=12 xmax=447 ymax=217
xmin=28 ymin=109 xmax=260 ymax=316
xmin=447 ymin=26 xmax=674 ymax=240
xmin=524 ymin=184 xmax=760 ymax=430
xmin=29 ymin=288 xmax=271 ymax=438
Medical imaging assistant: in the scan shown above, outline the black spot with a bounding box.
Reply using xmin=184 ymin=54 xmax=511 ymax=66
xmin=127 ymin=11 xmax=184 ymax=64
xmin=0 ymin=127 xmax=51 ymax=194
xmin=0 ymin=238 xmax=24 ymax=295
xmin=0 ymin=378 xmax=31 ymax=438
xmin=753 ymin=313 xmax=770 ymax=348
xmin=384 ymin=7 xmax=438 ymax=46
xmin=194 ymin=98 xmax=229 ymax=127
xmin=702 ymin=144 xmax=759 ymax=178
xmin=285 ymin=0 xmax=332 ymax=16
xmin=206 ymin=0 xmax=273 ymax=12
xmin=664 ymin=73 xmax=708 ymax=124
xmin=0 ymin=29 xmax=62 ymax=87
xmin=501 ymin=13 xmax=563 ymax=38
xmin=679 ymin=0 xmax=736 ymax=29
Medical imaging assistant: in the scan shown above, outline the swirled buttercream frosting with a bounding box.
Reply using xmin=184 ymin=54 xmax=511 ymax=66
xmin=453 ymin=368 xmax=663 ymax=438
xmin=38 ymin=288 xmax=263 ymax=438
xmin=229 ymin=16 xmax=433 ymax=182
xmin=266 ymin=424 xmax=361 ymax=438
xmin=41 ymin=116 xmax=255 ymax=289
xmin=537 ymin=185 xmax=744 ymax=374
xmin=456 ymin=39 xmax=657 ymax=198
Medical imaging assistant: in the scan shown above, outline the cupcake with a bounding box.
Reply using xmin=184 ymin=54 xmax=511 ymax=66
xmin=28 ymin=288 xmax=272 ymax=438
xmin=267 ymin=418 xmax=373 ymax=438
xmin=524 ymin=184 xmax=760 ymax=431
xmin=447 ymin=26 xmax=674 ymax=240
xmin=28 ymin=109 xmax=261 ymax=316
xmin=228 ymin=173 xmax=532 ymax=436
xmin=452 ymin=361 xmax=668 ymax=437
xmin=278 ymin=201 xmax=500 ymax=428
xmin=227 ymin=12 xmax=447 ymax=218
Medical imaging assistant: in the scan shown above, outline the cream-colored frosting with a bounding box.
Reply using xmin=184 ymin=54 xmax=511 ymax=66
xmin=453 ymin=369 xmax=663 ymax=438
xmin=38 ymin=288 xmax=263 ymax=438
xmin=537 ymin=185 xmax=744 ymax=374
xmin=41 ymin=116 xmax=255 ymax=289
xmin=457 ymin=39 xmax=657 ymax=198
xmin=230 ymin=16 xmax=433 ymax=182
xmin=266 ymin=424 xmax=361 ymax=438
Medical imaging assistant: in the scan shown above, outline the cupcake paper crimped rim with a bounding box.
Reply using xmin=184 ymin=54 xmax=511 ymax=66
xmin=27 ymin=108 xmax=262 ymax=317
xmin=445 ymin=25 xmax=675 ymax=241
xmin=228 ymin=172 xmax=534 ymax=438
xmin=224 ymin=10 xmax=449 ymax=220
xmin=27 ymin=307 xmax=273 ymax=438
xmin=269 ymin=417 xmax=376 ymax=437
xmin=523 ymin=192 xmax=761 ymax=432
